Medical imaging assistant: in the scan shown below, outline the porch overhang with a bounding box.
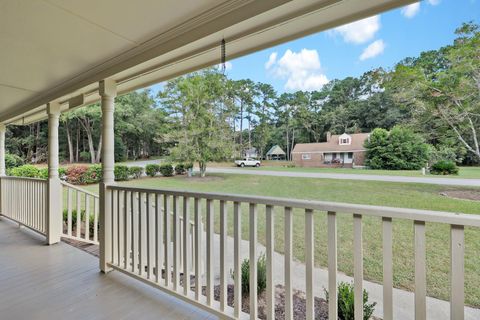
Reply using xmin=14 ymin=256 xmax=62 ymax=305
xmin=0 ymin=0 xmax=415 ymax=125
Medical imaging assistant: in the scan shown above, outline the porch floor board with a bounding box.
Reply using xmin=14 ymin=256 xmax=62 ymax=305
xmin=0 ymin=218 xmax=216 ymax=320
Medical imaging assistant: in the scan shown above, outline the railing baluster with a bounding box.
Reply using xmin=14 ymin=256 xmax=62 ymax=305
xmin=353 ymin=214 xmax=363 ymax=320
xmin=76 ymin=190 xmax=81 ymax=238
xmin=67 ymin=187 xmax=72 ymax=236
xmin=382 ymin=217 xmax=393 ymax=320
xmin=139 ymin=192 xmax=145 ymax=276
xmin=85 ymin=194 xmax=90 ymax=242
xmin=266 ymin=205 xmax=274 ymax=320
xmin=155 ymin=194 xmax=163 ymax=283
xmin=328 ymin=211 xmax=338 ymax=320
xmin=249 ymin=203 xmax=258 ymax=320
xmin=450 ymin=224 xmax=464 ymax=320
xmin=94 ymin=197 xmax=99 ymax=243
xmin=117 ymin=192 xmax=121 ymax=266
xmin=183 ymin=196 xmax=190 ymax=295
xmin=220 ymin=200 xmax=227 ymax=311
xmin=131 ymin=191 xmax=137 ymax=274
xmin=233 ymin=201 xmax=241 ymax=317
xmin=206 ymin=198 xmax=214 ymax=305
xmin=414 ymin=220 xmax=426 ymax=320
xmin=284 ymin=206 xmax=293 ymax=320
xmin=305 ymin=209 xmax=314 ymax=320
xmin=124 ymin=191 xmax=130 ymax=270
xmin=146 ymin=193 xmax=151 ymax=279
xmin=112 ymin=190 xmax=117 ymax=265
xmin=173 ymin=195 xmax=180 ymax=290
xmin=164 ymin=194 xmax=171 ymax=286
xmin=194 ymin=198 xmax=202 ymax=300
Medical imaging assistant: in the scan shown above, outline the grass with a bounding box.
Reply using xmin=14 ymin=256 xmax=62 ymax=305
xmin=77 ymin=174 xmax=480 ymax=306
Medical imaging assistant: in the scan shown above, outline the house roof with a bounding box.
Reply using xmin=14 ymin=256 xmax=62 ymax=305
xmin=266 ymin=145 xmax=286 ymax=155
xmin=0 ymin=0 xmax=413 ymax=125
xmin=292 ymin=133 xmax=370 ymax=153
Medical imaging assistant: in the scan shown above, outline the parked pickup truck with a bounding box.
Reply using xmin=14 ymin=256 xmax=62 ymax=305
xmin=235 ymin=158 xmax=261 ymax=167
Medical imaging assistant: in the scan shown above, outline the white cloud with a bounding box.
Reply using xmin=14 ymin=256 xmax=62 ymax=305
xmin=401 ymin=3 xmax=420 ymax=18
xmin=427 ymin=0 xmax=440 ymax=5
xmin=266 ymin=49 xmax=329 ymax=91
xmin=360 ymin=40 xmax=385 ymax=61
xmin=265 ymin=52 xmax=277 ymax=69
xmin=331 ymin=15 xmax=381 ymax=44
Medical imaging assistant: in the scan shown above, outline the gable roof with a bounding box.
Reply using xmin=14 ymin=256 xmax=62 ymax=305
xmin=266 ymin=145 xmax=286 ymax=155
xmin=292 ymin=133 xmax=370 ymax=153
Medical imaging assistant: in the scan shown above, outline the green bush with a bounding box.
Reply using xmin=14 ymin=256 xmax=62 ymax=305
xmin=5 ymin=153 xmax=24 ymax=169
xmin=129 ymin=166 xmax=144 ymax=179
xmin=185 ymin=162 xmax=194 ymax=170
xmin=114 ymin=165 xmax=130 ymax=181
xmin=145 ymin=164 xmax=160 ymax=177
xmin=10 ymin=165 xmax=40 ymax=178
xmin=58 ymin=167 xmax=67 ymax=179
xmin=159 ymin=164 xmax=174 ymax=177
xmin=231 ymin=253 xmax=267 ymax=296
xmin=63 ymin=209 xmax=97 ymax=235
xmin=430 ymin=160 xmax=459 ymax=175
xmin=325 ymin=282 xmax=376 ymax=320
xmin=38 ymin=168 xmax=49 ymax=179
xmin=175 ymin=163 xmax=186 ymax=175
xmin=84 ymin=164 xmax=102 ymax=184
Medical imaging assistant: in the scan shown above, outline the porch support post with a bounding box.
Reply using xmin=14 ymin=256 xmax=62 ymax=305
xmin=46 ymin=101 xmax=62 ymax=245
xmin=0 ymin=123 xmax=6 ymax=176
xmin=99 ymin=79 xmax=116 ymax=273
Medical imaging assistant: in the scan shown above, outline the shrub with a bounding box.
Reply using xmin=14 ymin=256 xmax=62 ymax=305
xmin=430 ymin=160 xmax=459 ymax=175
xmin=38 ymin=168 xmax=49 ymax=179
xmin=10 ymin=164 xmax=40 ymax=178
xmin=129 ymin=166 xmax=144 ymax=179
xmin=84 ymin=164 xmax=102 ymax=184
xmin=185 ymin=162 xmax=194 ymax=170
xmin=159 ymin=164 xmax=174 ymax=177
xmin=58 ymin=167 xmax=67 ymax=179
xmin=175 ymin=163 xmax=186 ymax=175
xmin=145 ymin=164 xmax=160 ymax=177
xmin=231 ymin=253 xmax=267 ymax=296
xmin=63 ymin=209 xmax=97 ymax=235
xmin=5 ymin=153 xmax=24 ymax=169
xmin=65 ymin=165 xmax=89 ymax=184
xmin=114 ymin=165 xmax=130 ymax=181
xmin=325 ymin=282 xmax=376 ymax=320
xmin=79 ymin=151 xmax=91 ymax=162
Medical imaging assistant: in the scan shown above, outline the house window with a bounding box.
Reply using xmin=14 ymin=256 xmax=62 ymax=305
xmin=348 ymin=152 xmax=353 ymax=159
xmin=302 ymin=154 xmax=311 ymax=160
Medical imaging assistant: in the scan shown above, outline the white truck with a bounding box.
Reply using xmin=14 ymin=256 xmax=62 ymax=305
xmin=235 ymin=158 xmax=261 ymax=167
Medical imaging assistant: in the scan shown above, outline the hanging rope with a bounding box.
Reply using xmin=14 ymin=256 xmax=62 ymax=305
xmin=221 ymin=38 xmax=226 ymax=74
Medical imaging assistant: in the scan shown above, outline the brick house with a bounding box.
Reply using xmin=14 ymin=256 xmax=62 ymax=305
xmin=291 ymin=132 xmax=370 ymax=168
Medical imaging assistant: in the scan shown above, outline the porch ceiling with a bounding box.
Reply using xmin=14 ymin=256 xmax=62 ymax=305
xmin=0 ymin=0 xmax=415 ymax=125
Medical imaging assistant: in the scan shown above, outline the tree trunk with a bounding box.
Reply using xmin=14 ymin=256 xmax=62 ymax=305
xmin=75 ymin=126 xmax=80 ymax=162
xmin=95 ymin=133 xmax=103 ymax=163
xmin=66 ymin=123 xmax=74 ymax=163
xmin=199 ymin=161 xmax=206 ymax=178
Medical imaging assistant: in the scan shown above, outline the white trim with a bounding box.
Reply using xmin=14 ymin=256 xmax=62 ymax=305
xmin=292 ymin=150 xmax=365 ymax=154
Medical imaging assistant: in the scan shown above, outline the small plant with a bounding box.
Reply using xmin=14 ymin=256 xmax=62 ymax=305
xmin=145 ymin=164 xmax=160 ymax=177
xmin=231 ymin=253 xmax=267 ymax=296
xmin=430 ymin=160 xmax=459 ymax=175
xmin=38 ymin=168 xmax=49 ymax=179
xmin=84 ymin=164 xmax=102 ymax=184
xmin=114 ymin=165 xmax=130 ymax=181
xmin=174 ymin=163 xmax=186 ymax=175
xmin=325 ymin=282 xmax=376 ymax=320
xmin=10 ymin=164 xmax=40 ymax=178
xmin=65 ymin=165 xmax=89 ymax=184
xmin=159 ymin=164 xmax=174 ymax=177
xmin=129 ymin=166 xmax=144 ymax=179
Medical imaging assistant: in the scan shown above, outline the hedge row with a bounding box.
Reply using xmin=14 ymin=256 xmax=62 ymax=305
xmin=145 ymin=163 xmax=192 ymax=177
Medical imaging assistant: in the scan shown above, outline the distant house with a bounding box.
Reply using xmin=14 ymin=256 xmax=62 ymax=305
xmin=291 ymin=132 xmax=370 ymax=168
xmin=266 ymin=145 xmax=286 ymax=160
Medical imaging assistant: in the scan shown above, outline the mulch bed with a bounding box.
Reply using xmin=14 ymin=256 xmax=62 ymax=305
xmin=440 ymin=190 xmax=480 ymax=201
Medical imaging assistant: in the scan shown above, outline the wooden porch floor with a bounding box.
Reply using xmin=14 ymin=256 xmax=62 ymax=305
xmin=0 ymin=218 xmax=217 ymax=320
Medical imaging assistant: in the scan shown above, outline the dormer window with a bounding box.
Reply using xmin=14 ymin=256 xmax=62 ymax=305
xmin=339 ymin=133 xmax=351 ymax=145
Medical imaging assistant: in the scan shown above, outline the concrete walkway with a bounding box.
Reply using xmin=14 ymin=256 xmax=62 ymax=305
xmin=207 ymin=233 xmax=480 ymax=320
xmin=206 ymin=167 xmax=480 ymax=187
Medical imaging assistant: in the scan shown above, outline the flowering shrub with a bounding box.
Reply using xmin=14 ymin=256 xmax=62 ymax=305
xmin=65 ymin=165 xmax=89 ymax=184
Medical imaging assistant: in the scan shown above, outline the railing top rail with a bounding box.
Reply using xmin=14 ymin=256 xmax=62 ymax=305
xmin=1 ymin=176 xmax=47 ymax=183
xmin=61 ymin=181 xmax=99 ymax=198
xmin=107 ymin=185 xmax=480 ymax=227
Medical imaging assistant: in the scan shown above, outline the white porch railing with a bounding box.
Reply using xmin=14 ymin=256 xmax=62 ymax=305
xmin=105 ymin=185 xmax=479 ymax=320
xmin=0 ymin=176 xmax=48 ymax=235
xmin=61 ymin=181 xmax=100 ymax=244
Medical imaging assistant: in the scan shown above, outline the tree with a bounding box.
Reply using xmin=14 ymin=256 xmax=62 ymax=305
xmin=365 ymin=127 xmax=430 ymax=170
xmin=388 ymin=22 xmax=480 ymax=161
xmin=159 ymin=69 xmax=234 ymax=177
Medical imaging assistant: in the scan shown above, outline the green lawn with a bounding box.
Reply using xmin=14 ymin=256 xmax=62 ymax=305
xmin=252 ymin=165 xmax=480 ymax=179
xmin=79 ymin=174 xmax=480 ymax=306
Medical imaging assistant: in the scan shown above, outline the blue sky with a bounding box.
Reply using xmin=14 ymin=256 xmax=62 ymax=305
xmin=150 ymin=0 xmax=479 ymax=95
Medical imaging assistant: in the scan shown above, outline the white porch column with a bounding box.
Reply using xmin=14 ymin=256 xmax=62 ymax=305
xmin=0 ymin=123 xmax=6 ymax=176
xmin=99 ymin=79 xmax=116 ymax=273
xmin=46 ymin=101 xmax=62 ymax=244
